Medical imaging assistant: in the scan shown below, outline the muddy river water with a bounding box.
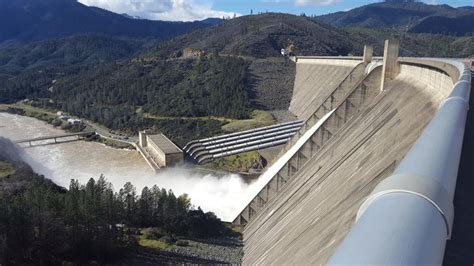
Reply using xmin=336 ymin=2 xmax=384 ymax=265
xmin=0 ymin=113 xmax=256 ymax=221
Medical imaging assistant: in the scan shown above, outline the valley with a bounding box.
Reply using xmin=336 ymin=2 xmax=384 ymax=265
xmin=0 ymin=0 xmax=473 ymax=264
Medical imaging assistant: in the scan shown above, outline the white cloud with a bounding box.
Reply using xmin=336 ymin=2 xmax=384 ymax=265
xmin=78 ymin=0 xmax=238 ymax=21
xmin=294 ymin=0 xmax=340 ymax=6
xmin=262 ymin=0 xmax=340 ymax=7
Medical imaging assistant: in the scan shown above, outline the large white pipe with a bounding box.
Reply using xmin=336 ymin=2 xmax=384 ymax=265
xmin=208 ymin=133 xmax=296 ymax=154
xmin=184 ymin=121 xmax=303 ymax=151
xmin=197 ymin=138 xmax=291 ymax=164
xmin=329 ymin=59 xmax=471 ymax=264
xmin=205 ymin=128 xmax=299 ymax=150
xmin=188 ymin=127 xmax=299 ymax=160
xmin=192 ymin=132 xmax=296 ymax=161
xmin=328 ymin=193 xmax=447 ymax=264
xmin=189 ymin=127 xmax=299 ymax=157
xmin=211 ymin=138 xmax=291 ymax=159
xmin=200 ymin=123 xmax=302 ymax=146
xmin=184 ymin=120 xmax=302 ymax=148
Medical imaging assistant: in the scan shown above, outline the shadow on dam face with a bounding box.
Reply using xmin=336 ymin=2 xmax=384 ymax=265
xmin=444 ymin=75 xmax=474 ymax=266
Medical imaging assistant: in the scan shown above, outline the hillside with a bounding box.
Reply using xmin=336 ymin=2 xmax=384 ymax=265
xmin=317 ymin=2 xmax=474 ymax=36
xmin=0 ymin=137 xmax=241 ymax=265
xmin=0 ymin=34 xmax=145 ymax=75
xmin=147 ymin=13 xmax=355 ymax=58
xmin=0 ymin=0 xmax=220 ymax=45
xmin=409 ymin=13 xmax=474 ymax=36
xmin=1 ymin=11 xmax=472 ymax=147
xmin=0 ymin=137 xmax=63 ymax=194
xmin=347 ymin=27 xmax=474 ymax=58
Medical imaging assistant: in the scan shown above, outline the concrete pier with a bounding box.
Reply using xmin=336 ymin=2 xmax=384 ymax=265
xmin=380 ymin=39 xmax=400 ymax=91
xmin=363 ymin=45 xmax=373 ymax=63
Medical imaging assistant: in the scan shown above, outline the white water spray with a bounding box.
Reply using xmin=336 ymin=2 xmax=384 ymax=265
xmin=0 ymin=113 xmax=257 ymax=221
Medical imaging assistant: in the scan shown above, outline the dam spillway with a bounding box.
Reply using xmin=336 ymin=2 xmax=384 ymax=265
xmin=234 ymin=42 xmax=472 ymax=264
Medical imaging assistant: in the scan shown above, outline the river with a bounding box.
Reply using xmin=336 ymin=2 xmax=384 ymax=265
xmin=0 ymin=112 xmax=255 ymax=221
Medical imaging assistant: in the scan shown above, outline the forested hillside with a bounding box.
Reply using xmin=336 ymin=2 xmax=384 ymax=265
xmin=146 ymin=13 xmax=355 ymax=59
xmin=1 ymin=11 xmax=472 ymax=147
xmin=0 ymin=34 xmax=146 ymax=75
xmin=0 ymin=0 xmax=220 ymax=45
xmin=0 ymin=53 xmax=248 ymax=145
xmin=53 ymin=55 xmax=250 ymax=120
xmin=0 ymin=138 xmax=237 ymax=264
xmin=409 ymin=13 xmax=474 ymax=36
xmin=316 ymin=1 xmax=474 ymax=36
xmin=347 ymin=28 xmax=474 ymax=58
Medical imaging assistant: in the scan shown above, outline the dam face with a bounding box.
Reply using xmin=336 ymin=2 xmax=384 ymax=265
xmin=237 ymin=46 xmax=464 ymax=264
xmin=289 ymin=58 xmax=365 ymax=121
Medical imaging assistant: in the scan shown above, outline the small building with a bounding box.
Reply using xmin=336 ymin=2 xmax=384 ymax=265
xmin=139 ymin=131 xmax=183 ymax=168
xmin=182 ymin=47 xmax=206 ymax=58
xmin=67 ymin=118 xmax=82 ymax=125
xmin=21 ymin=99 xmax=33 ymax=104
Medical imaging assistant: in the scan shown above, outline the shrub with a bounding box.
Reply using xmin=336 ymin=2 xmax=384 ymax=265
xmin=51 ymin=119 xmax=62 ymax=127
xmin=162 ymin=235 xmax=176 ymax=244
xmin=5 ymin=107 xmax=25 ymax=115
xmin=176 ymin=240 xmax=189 ymax=247
xmin=141 ymin=227 xmax=164 ymax=240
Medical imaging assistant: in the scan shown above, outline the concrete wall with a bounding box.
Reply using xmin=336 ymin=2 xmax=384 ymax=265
xmin=280 ymin=61 xmax=368 ymax=160
xmin=146 ymin=138 xmax=182 ymax=167
xmin=289 ymin=58 xmax=361 ymax=120
xmin=233 ymin=65 xmax=382 ymax=226
xmin=380 ymin=39 xmax=400 ymax=91
xmin=139 ymin=131 xmax=147 ymax=147
xmin=240 ymin=60 xmax=456 ymax=265
xmin=147 ymin=137 xmax=167 ymax=167
xmin=165 ymin=152 xmax=184 ymax=167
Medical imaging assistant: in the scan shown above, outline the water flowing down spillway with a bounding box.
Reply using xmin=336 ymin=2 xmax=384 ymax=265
xmin=230 ymin=110 xmax=335 ymax=219
xmin=0 ymin=112 xmax=258 ymax=221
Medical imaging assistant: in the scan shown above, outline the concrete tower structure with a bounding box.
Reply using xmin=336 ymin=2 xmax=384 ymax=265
xmin=380 ymin=39 xmax=400 ymax=91
xmin=139 ymin=130 xmax=148 ymax=148
xmin=363 ymin=45 xmax=373 ymax=63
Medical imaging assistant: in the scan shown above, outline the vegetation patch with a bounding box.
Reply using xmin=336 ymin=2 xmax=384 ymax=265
xmin=86 ymin=134 xmax=134 ymax=149
xmin=0 ymin=161 xmax=15 ymax=177
xmin=222 ymin=110 xmax=275 ymax=133
xmin=98 ymin=137 xmax=134 ymax=149
xmin=138 ymin=236 xmax=173 ymax=251
xmin=142 ymin=111 xmax=235 ymax=123
xmin=0 ymin=172 xmax=237 ymax=265
xmin=205 ymin=151 xmax=264 ymax=173
xmin=226 ymin=222 xmax=243 ymax=235
xmin=0 ymin=103 xmax=57 ymax=123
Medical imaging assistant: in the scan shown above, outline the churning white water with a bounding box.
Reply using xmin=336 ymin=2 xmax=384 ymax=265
xmin=0 ymin=113 xmax=256 ymax=221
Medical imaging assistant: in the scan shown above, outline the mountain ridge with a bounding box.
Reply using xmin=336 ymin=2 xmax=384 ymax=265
xmin=146 ymin=13 xmax=356 ymax=59
xmin=0 ymin=0 xmax=221 ymax=44
xmin=316 ymin=1 xmax=474 ymax=36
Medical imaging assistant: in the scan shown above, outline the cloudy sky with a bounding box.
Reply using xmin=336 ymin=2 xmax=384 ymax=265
xmin=78 ymin=0 xmax=474 ymax=21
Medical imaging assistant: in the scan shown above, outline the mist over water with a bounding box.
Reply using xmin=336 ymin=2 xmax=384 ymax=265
xmin=0 ymin=113 xmax=257 ymax=221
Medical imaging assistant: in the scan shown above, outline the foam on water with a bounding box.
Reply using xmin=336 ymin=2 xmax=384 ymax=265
xmin=0 ymin=113 xmax=255 ymax=221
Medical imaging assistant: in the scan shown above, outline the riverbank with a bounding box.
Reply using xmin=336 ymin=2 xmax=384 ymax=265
xmin=0 ymin=112 xmax=257 ymax=221
xmin=0 ymin=104 xmax=265 ymax=175
xmin=0 ymin=147 xmax=243 ymax=265
xmin=0 ymin=103 xmax=135 ymax=149
xmin=125 ymin=226 xmax=243 ymax=264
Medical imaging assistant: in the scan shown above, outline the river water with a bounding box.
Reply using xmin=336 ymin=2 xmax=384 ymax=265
xmin=0 ymin=113 xmax=255 ymax=221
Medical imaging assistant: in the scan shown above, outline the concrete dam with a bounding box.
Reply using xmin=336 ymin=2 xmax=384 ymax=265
xmin=233 ymin=40 xmax=473 ymax=264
